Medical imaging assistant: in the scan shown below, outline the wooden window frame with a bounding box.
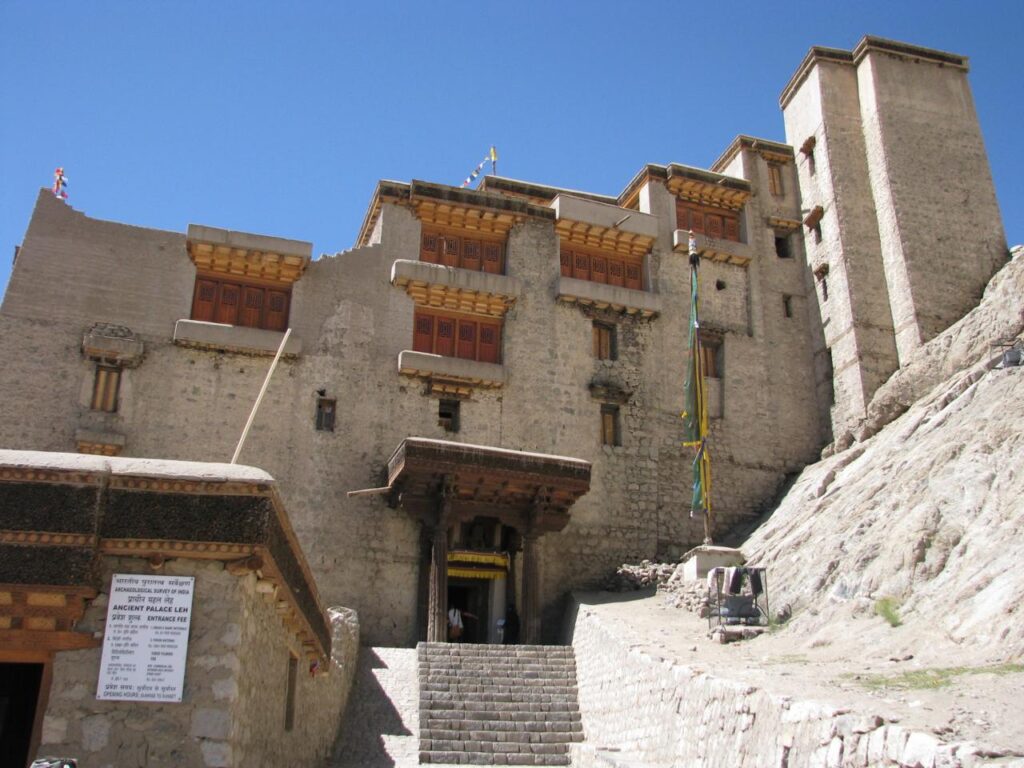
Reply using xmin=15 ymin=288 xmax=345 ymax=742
xmin=191 ymin=273 xmax=291 ymax=332
xmin=412 ymin=308 xmax=502 ymax=364
xmin=699 ymin=335 xmax=723 ymax=380
xmin=676 ymin=201 xmax=742 ymax=243
xmin=91 ymin=365 xmax=121 ymax=413
xmin=600 ymin=404 xmax=621 ymax=447
xmin=767 ymin=163 xmax=784 ymax=197
xmin=592 ymin=321 xmax=617 ymax=361
xmin=420 ymin=227 xmax=506 ymax=275
xmin=315 ymin=398 xmax=336 ymax=431
xmin=560 ymin=246 xmax=644 ymax=291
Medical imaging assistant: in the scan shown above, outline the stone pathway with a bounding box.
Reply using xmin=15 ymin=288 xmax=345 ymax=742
xmin=332 ymin=646 xmax=421 ymax=767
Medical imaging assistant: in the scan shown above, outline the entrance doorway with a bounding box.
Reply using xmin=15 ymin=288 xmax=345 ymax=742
xmin=448 ymin=580 xmax=489 ymax=644
xmin=0 ymin=662 xmax=44 ymax=768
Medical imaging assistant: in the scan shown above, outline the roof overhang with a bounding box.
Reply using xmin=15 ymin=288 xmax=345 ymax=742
xmin=552 ymin=195 xmax=657 ymax=259
xmin=0 ymin=451 xmax=331 ymax=662
xmin=355 ymin=179 xmax=555 ymax=248
xmin=478 ymin=175 xmax=618 ymax=207
xmin=712 ymin=135 xmax=795 ymax=173
xmin=384 ymin=438 xmax=591 ymax=533
xmin=186 ymin=224 xmax=311 ymax=284
xmin=618 ymin=164 xmax=751 ymax=212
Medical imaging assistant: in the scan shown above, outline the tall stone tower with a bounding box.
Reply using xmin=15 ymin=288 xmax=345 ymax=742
xmin=781 ymin=36 xmax=1008 ymax=435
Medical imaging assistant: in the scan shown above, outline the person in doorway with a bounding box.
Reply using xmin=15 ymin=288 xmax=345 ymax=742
xmin=447 ymin=605 xmax=477 ymax=642
xmin=504 ymin=604 xmax=520 ymax=645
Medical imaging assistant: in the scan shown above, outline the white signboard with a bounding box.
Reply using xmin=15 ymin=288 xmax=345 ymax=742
xmin=97 ymin=573 xmax=195 ymax=702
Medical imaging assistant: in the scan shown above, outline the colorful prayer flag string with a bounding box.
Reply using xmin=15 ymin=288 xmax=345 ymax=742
xmin=459 ymin=146 xmax=498 ymax=188
xmin=52 ymin=167 xmax=68 ymax=200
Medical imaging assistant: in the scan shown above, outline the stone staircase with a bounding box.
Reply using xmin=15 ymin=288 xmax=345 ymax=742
xmin=418 ymin=642 xmax=584 ymax=765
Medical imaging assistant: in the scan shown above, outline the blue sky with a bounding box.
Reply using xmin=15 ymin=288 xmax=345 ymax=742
xmin=2 ymin=1 xmax=1021 ymax=293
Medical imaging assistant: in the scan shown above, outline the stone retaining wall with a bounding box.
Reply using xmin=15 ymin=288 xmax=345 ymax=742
xmin=568 ymin=597 xmax=1021 ymax=768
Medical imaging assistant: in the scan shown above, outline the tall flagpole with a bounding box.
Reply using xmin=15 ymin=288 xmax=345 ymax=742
xmin=683 ymin=231 xmax=713 ymax=545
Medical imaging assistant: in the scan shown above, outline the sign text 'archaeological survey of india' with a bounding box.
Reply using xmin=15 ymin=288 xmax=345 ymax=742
xmin=97 ymin=574 xmax=195 ymax=702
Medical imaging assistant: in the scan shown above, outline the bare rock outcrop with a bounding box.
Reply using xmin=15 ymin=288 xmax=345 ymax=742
xmin=843 ymin=245 xmax=1023 ymax=448
xmin=743 ymin=247 xmax=1024 ymax=663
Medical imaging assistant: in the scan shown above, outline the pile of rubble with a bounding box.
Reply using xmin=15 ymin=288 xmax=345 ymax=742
xmin=605 ymin=559 xmax=712 ymax=618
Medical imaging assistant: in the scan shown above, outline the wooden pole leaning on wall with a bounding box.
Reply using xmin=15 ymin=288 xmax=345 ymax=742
xmin=231 ymin=328 xmax=292 ymax=465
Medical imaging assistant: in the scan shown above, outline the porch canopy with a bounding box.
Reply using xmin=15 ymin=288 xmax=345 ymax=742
xmin=383 ymin=438 xmax=591 ymax=643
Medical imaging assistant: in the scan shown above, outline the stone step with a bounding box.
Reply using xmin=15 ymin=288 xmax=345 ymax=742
xmin=421 ymin=691 xmax=577 ymax=705
xmin=420 ymin=653 xmax=576 ymax=664
xmin=422 ymin=739 xmax=571 ymax=754
xmin=420 ymin=749 xmax=571 ymax=765
xmin=422 ymin=710 xmax=581 ymax=724
xmin=421 ymin=660 xmax=576 ymax=671
xmin=422 ymin=727 xmax=584 ymax=743
xmin=418 ymin=642 xmax=584 ymax=763
xmin=421 ymin=713 xmax=582 ymax=729
xmin=422 ymin=670 xmax=576 ymax=682
xmin=418 ymin=699 xmax=579 ymax=714
xmin=417 ymin=663 xmax=573 ymax=675
xmin=419 ymin=642 xmax=574 ymax=653
xmin=423 ymin=684 xmax=581 ymax=696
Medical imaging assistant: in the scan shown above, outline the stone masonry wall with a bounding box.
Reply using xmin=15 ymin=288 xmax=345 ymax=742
xmin=569 ymin=599 xmax=1004 ymax=768
xmin=857 ymin=50 xmax=1008 ymax=362
xmin=783 ymin=60 xmax=901 ymax=436
xmin=0 ymin=173 xmax=823 ymax=646
xmin=37 ymin=557 xmax=357 ymax=768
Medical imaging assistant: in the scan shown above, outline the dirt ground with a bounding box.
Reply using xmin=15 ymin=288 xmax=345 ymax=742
xmin=574 ymin=590 xmax=1024 ymax=758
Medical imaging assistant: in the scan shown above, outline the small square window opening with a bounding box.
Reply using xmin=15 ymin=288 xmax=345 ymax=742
xmin=774 ymin=235 xmax=792 ymax=259
xmin=315 ymin=398 xmax=336 ymax=431
xmin=438 ymin=399 xmax=460 ymax=433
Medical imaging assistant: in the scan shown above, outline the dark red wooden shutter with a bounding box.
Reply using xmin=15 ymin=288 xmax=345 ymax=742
xmin=591 ymin=256 xmax=608 ymax=284
xmin=625 ymin=263 xmax=642 ymax=290
xmin=482 ymin=242 xmax=502 ymax=274
xmin=690 ymin=208 xmax=705 ymax=234
xmin=559 ymin=250 xmax=573 ymax=277
xmin=192 ymin=279 xmax=218 ymax=322
xmin=457 ymin=320 xmax=477 ymax=360
xmin=266 ymin=290 xmax=289 ymax=331
xmin=238 ymin=287 xmax=264 ymax=328
xmin=421 ymin=232 xmax=440 ymax=264
xmin=676 ymin=203 xmax=690 ymax=231
xmin=413 ymin=312 xmax=434 ymax=353
xmin=462 ymin=239 xmax=481 ymax=271
xmin=706 ymin=214 xmax=723 ymax=239
xmin=607 ymin=260 xmax=624 ymax=287
xmin=442 ymin=236 xmax=460 ymax=267
xmin=216 ymin=283 xmax=240 ymax=324
xmin=573 ymin=251 xmax=591 ymax=280
xmin=724 ymin=215 xmax=739 ymax=242
xmin=436 ymin=316 xmax=455 ymax=357
xmin=479 ymin=323 xmax=500 ymax=363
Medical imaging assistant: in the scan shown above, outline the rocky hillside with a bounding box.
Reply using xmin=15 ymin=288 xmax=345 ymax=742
xmin=744 ymin=246 xmax=1024 ymax=663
